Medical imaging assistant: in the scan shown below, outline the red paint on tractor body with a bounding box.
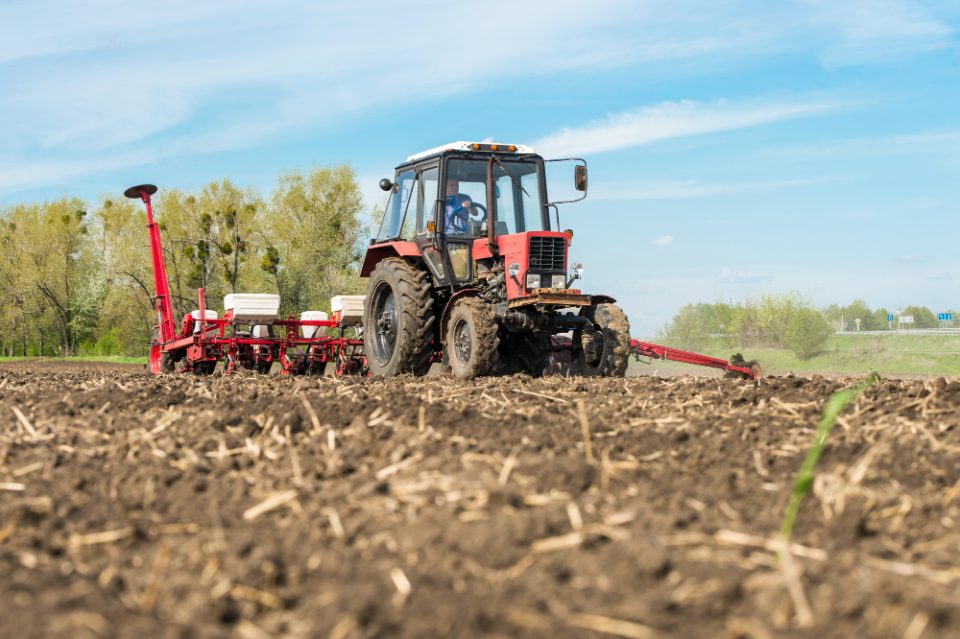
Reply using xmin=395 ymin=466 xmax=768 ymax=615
xmin=362 ymin=231 xmax=568 ymax=300
xmin=360 ymin=241 xmax=421 ymax=277
xmin=478 ymin=231 xmax=567 ymax=299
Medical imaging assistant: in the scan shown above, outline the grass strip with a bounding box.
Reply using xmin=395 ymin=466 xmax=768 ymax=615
xmin=779 ymin=372 xmax=881 ymax=541
xmin=0 ymin=356 xmax=147 ymax=364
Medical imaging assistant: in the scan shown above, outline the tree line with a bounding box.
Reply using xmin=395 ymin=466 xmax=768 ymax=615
xmin=660 ymin=295 xmax=958 ymax=359
xmin=0 ymin=166 xmax=368 ymax=357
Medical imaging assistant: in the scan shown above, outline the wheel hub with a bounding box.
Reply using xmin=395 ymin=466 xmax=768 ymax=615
xmin=371 ymin=284 xmax=398 ymax=364
xmin=583 ymin=330 xmax=604 ymax=367
xmin=454 ymin=319 xmax=472 ymax=364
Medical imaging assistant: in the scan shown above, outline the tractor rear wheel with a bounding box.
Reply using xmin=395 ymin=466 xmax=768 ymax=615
xmin=578 ymin=303 xmax=630 ymax=377
xmin=363 ymin=258 xmax=435 ymax=377
xmin=445 ymin=296 xmax=500 ymax=379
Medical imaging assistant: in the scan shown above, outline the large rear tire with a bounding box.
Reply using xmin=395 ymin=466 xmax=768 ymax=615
xmin=363 ymin=258 xmax=435 ymax=378
xmin=578 ymin=303 xmax=630 ymax=377
xmin=445 ymin=296 xmax=500 ymax=380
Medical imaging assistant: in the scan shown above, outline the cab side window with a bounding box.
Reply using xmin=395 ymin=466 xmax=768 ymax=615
xmin=416 ymin=167 xmax=439 ymax=235
xmin=376 ymin=170 xmax=415 ymax=241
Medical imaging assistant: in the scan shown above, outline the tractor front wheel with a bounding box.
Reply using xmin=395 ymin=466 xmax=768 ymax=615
xmin=578 ymin=303 xmax=630 ymax=377
xmin=363 ymin=258 xmax=435 ymax=378
xmin=445 ymin=296 xmax=500 ymax=380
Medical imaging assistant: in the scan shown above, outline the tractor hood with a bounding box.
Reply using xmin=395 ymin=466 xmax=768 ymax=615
xmin=473 ymin=231 xmax=569 ymax=299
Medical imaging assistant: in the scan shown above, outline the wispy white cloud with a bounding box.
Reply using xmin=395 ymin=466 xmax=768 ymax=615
xmin=801 ymin=0 xmax=955 ymax=66
xmin=760 ymin=129 xmax=960 ymax=160
xmin=2 ymin=0 xmax=756 ymax=194
xmin=592 ymin=176 xmax=840 ymax=201
xmin=0 ymin=0 xmax=956 ymax=197
xmin=653 ymin=235 xmax=674 ymax=247
xmin=0 ymin=152 xmax=153 ymax=194
xmin=533 ymin=97 xmax=851 ymax=157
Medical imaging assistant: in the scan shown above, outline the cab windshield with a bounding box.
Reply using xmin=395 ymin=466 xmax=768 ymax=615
xmin=443 ymin=157 xmax=547 ymax=237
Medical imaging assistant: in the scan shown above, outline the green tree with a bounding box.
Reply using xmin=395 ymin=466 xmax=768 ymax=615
xmin=23 ymin=199 xmax=102 ymax=354
xmin=0 ymin=213 xmax=34 ymax=355
xmin=839 ymin=299 xmax=886 ymax=331
xmin=97 ymin=197 xmax=158 ymax=354
xmin=662 ymin=301 xmax=737 ymax=350
xmin=821 ymin=304 xmax=843 ymax=331
xmin=872 ymin=307 xmax=892 ymax=330
xmin=903 ymin=305 xmax=937 ymax=329
xmin=662 ymin=304 xmax=711 ymax=350
xmin=262 ymin=165 xmax=366 ymax=314
xmin=784 ymin=307 xmax=832 ymax=359
xmin=729 ymin=302 xmax=762 ymax=347
xmin=194 ymin=180 xmax=262 ymax=295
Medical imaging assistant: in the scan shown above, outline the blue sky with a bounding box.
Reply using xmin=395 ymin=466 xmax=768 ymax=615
xmin=2 ymin=0 xmax=959 ymax=335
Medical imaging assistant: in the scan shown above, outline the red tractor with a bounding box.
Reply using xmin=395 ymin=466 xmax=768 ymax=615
xmin=360 ymin=141 xmax=630 ymax=379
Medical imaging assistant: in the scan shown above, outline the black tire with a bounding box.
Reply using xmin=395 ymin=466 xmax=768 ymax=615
xmin=195 ymin=361 xmax=217 ymax=375
xmin=363 ymin=258 xmax=436 ymax=378
xmin=445 ymin=296 xmax=500 ymax=380
xmin=578 ymin=303 xmax=630 ymax=377
xmin=160 ymin=352 xmax=177 ymax=373
xmin=306 ymin=360 xmax=327 ymax=376
xmin=497 ymin=331 xmax=551 ymax=377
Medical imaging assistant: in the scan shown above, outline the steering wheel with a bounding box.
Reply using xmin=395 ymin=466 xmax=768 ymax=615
xmin=470 ymin=202 xmax=487 ymax=222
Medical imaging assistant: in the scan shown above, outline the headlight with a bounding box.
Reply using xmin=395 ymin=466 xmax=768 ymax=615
xmin=551 ymin=274 xmax=566 ymax=289
xmin=526 ymin=273 xmax=540 ymax=290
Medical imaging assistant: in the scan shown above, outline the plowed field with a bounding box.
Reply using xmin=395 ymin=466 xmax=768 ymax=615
xmin=1 ymin=364 xmax=958 ymax=638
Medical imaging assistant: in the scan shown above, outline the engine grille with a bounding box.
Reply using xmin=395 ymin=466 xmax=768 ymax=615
xmin=528 ymin=236 xmax=566 ymax=272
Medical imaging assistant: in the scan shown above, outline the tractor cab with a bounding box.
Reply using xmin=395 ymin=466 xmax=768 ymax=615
xmin=363 ymin=142 xmax=586 ymax=298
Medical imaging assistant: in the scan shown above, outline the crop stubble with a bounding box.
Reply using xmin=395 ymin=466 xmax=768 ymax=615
xmin=0 ymin=363 xmax=958 ymax=638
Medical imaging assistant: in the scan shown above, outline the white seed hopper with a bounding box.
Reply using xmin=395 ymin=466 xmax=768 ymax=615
xmin=331 ymin=295 xmax=365 ymax=327
xmin=223 ymin=293 xmax=281 ymax=324
xmin=299 ymin=310 xmax=329 ymax=338
xmin=190 ymin=310 xmax=218 ymax=333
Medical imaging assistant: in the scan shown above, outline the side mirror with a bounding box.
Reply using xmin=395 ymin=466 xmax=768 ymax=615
xmin=379 ymin=178 xmax=395 ymax=192
xmin=574 ymin=165 xmax=587 ymax=192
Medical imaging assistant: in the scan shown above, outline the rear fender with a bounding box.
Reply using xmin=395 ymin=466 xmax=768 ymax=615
xmin=360 ymin=241 xmax=422 ymax=277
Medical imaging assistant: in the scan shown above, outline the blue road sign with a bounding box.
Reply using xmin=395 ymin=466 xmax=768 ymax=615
xmin=938 ymin=313 xmax=953 ymax=321
xmin=887 ymin=314 xmax=894 ymax=321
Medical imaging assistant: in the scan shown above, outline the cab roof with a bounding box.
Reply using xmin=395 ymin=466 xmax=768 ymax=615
xmin=405 ymin=141 xmax=536 ymax=163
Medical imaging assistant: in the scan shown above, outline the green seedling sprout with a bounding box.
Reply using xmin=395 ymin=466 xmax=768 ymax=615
xmin=780 ymin=372 xmax=880 ymax=542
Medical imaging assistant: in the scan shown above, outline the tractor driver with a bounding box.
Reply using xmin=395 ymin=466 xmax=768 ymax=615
xmin=443 ymin=178 xmax=473 ymax=236
xmin=442 ymin=177 xmax=474 ymax=279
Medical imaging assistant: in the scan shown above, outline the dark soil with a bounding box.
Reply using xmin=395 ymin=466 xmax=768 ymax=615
xmin=1 ymin=365 xmax=958 ymax=638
